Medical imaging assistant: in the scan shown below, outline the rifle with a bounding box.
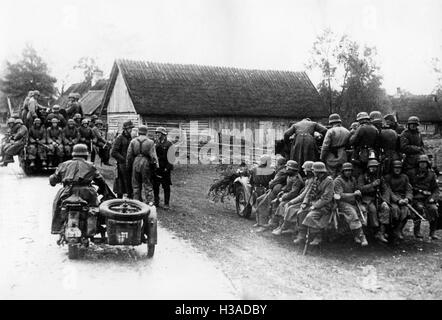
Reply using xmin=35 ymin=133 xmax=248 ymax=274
xmin=355 ymin=199 xmax=367 ymax=225
xmin=406 ymin=204 xmax=427 ymax=221
xmin=302 ymin=227 xmax=310 ymax=256
xmin=33 ymin=140 xmax=50 ymax=150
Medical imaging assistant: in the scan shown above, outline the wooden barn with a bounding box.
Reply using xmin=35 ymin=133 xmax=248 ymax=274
xmin=79 ymin=90 xmax=105 ymax=116
xmin=391 ymin=95 xmax=442 ymax=135
xmin=98 ymin=59 xmax=327 ymax=163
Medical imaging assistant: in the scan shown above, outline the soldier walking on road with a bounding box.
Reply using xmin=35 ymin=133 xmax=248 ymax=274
xmin=126 ymin=125 xmax=159 ymax=203
xmin=111 ymin=120 xmax=134 ymax=199
xmin=153 ymin=127 xmax=174 ymax=209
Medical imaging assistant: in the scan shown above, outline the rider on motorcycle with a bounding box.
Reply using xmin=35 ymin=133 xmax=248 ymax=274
xmin=49 ymin=143 xmax=107 ymax=234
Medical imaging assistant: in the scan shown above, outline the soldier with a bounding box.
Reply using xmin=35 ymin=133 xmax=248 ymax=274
xmin=111 ymin=120 xmax=134 ymax=198
xmin=39 ymin=107 xmax=49 ymax=128
xmin=272 ymin=161 xmax=315 ymax=236
xmin=334 ymin=162 xmax=368 ymax=246
xmin=126 ymin=125 xmax=159 ymax=203
xmin=26 ymin=90 xmax=42 ymax=128
xmin=409 ymin=155 xmax=440 ymax=240
xmin=399 ymin=116 xmax=425 ymax=176
xmin=27 ymin=118 xmax=48 ymax=167
xmin=320 ymin=113 xmax=350 ymax=177
xmin=49 ymin=144 xmax=107 ymax=235
xmin=349 ymin=112 xmax=379 ymax=177
xmin=73 ymin=113 xmax=82 ymax=128
xmin=46 ymin=118 xmax=64 ymax=166
xmin=384 ymin=114 xmax=405 ymax=135
xmin=65 ymin=93 xmax=83 ymax=119
xmin=378 ymin=114 xmax=401 ymax=175
xmin=357 ymin=159 xmax=390 ymax=243
xmin=62 ymin=119 xmax=80 ymax=160
xmin=265 ymin=160 xmax=304 ymax=231
xmin=20 ymin=90 xmax=34 ymax=123
xmin=294 ymin=162 xmax=334 ymax=246
xmin=0 ymin=119 xmax=28 ymax=166
xmin=90 ymin=115 xmax=99 ymax=127
xmin=91 ymin=119 xmax=110 ymax=165
xmin=152 ymin=127 xmax=174 ymax=209
xmin=78 ymin=119 xmax=94 ymax=152
xmin=283 ymin=118 xmax=327 ymax=165
xmin=46 ymin=105 xmax=67 ymax=128
xmin=382 ymin=160 xmax=413 ymax=240
xmin=369 ymin=110 xmax=383 ymax=132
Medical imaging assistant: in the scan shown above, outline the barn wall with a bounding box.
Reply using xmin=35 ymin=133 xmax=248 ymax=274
xmin=107 ymin=70 xmax=137 ymax=113
xmin=107 ymin=112 xmax=141 ymax=141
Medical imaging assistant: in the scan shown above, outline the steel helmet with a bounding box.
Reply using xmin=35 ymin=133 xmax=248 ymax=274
xmin=312 ymin=161 xmax=327 ymax=173
xmin=418 ymin=155 xmax=430 ymax=164
xmin=155 ymin=126 xmax=168 ymax=135
xmin=74 ymin=113 xmax=82 ymax=120
xmin=407 ymin=116 xmax=420 ymax=125
xmin=328 ymin=113 xmax=342 ymax=124
xmin=356 ymin=112 xmax=370 ymax=122
xmin=350 ymin=122 xmax=360 ymax=130
xmin=95 ymin=119 xmax=103 ymax=126
xmin=367 ymin=159 xmax=379 ymax=167
xmin=33 ymin=118 xmax=42 ymax=124
xmin=67 ymin=119 xmax=75 ymax=125
xmin=81 ymin=119 xmax=89 ymax=125
xmin=302 ymin=160 xmax=314 ymax=172
xmin=51 ymin=118 xmax=59 ymax=123
xmin=72 ymin=144 xmax=89 ymax=157
xmin=15 ymin=119 xmax=23 ymax=125
xmin=384 ymin=114 xmax=396 ymax=123
xmin=138 ymin=125 xmax=148 ymax=134
xmin=32 ymin=90 xmax=40 ymax=96
xmin=286 ymin=160 xmax=299 ymax=171
xmin=74 ymin=93 xmax=81 ymax=100
xmin=52 ymin=105 xmax=60 ymax=111
xmin=68 ymin=93 xmax=76 ymax=99
xmin=275 ymin=156 xmax=287 ymax=166
xmin=259 ymin=154 xmax=272 ymax=166
xmin=369 ymin=111 xmax=383 ymax=124
xmin=91 ymin=115 xmax=99 ymax=121
xmin=7 ymin=118 xmax=15 ymax=124
xmin=392 ymin=160 xmax=403 ymax=168
xmin=342 ymin=162 xmax=353 ymax=171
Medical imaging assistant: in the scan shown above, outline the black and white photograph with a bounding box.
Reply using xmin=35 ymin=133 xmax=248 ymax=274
xmin=0 ymin=0 xmax=441 ymax=304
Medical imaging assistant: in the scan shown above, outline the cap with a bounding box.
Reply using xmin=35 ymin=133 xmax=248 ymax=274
xmin=123 ymin=120 xmax=134 ymax=129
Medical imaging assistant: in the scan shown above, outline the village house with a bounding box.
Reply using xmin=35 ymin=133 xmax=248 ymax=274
xmin=98 ymin=59 xmax=328 ymax=163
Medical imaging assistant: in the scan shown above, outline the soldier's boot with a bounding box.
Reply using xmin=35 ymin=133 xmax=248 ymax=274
xmin=393 ymin=222 xmax=405 ymax=240
xmin=413 ymin=220 xmax=423 ymax=239
xmin=30 ymin=160 xmax=35 ymax=167
xmin=42 ymin=160 xmax=47 ymax=166
xmin=374 ymin=225 xmax=388 ymax=243
xmin=293 ymin=229 xmax=307 ymax=245
xmin=355 ymin=228 xmax=368 ymax=246
xmin=309 ymin=233 xmax=322 ymax=246
xmin=429 ymin=222 xmax=440 ymax=240
xmin=272 ymin=220 xmax=286 ymax=236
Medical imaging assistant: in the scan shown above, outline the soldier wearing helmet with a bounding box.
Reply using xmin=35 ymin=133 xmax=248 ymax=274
xmin=62 ymin=118 xmax=80 ymax=160
xmin=356 ymin=159 xmax=390 ymax=243
xmin=45 ymin=117 xmax=64 ymax=166
xmin=260 ymin=160 xmax=304 ymax=232
xmin=382 ymin=160 xmax=413 ymax=240
xmin=46 ymin=105 xmax=66 ymax=128
xmin=153 ymin=126 xmax=175 ymax=209
xmin=111 ymin=120 xmax=135 ymax=198
xmin=73 ymin=113 xmax=82 ymax=128
xmin=49 ymin=143 xmax=107 ymax=235
xmin=78 ymin=118 xmax=94 ymax=152
xmin=27 ymin=118 xmax=48 ymax=167
xmin=283 ymin=118 xmax=327 ymax=165
xmin=332 ymin=162 xmax=369 ymax=246
xmin=126 ymin=125 xmax=159 ymax=206
xmin=293 ymin=161 xmax=334 ymax=246
xmin=25 ymin=90 xmax=44 ymax=128
xmin=273 ymin=160 xmax=316 ymax=236
xmin=20 ymin=90 xmax=34 ymax=123
xmin=399 ymin=116 xmax=425 ymax=176
xmin=376 ymin=112 xmax=401 ymax=175
xmin=91 ymin=118 xmax=110 ymax=165
xmin=0 ymin=117 xmax=28 ymax=166
xmin=66 ymin=92 xmax=83 ymax=119
xmin=349 ymin=112 xmax=379 ymax=177
xmin=384 ymin=114 xmax=404 ymax=135
xmin=1 ymin=118 xmax=21 ymax=163
xmin=320 ymin=113 xmax=350 ymax=178
xmin=408 ymin=155 xmax=440 ymax=240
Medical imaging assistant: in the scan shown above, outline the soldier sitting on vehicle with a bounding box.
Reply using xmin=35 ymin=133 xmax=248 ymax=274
xmin=408 ymin=155 xmax=440 ymax=240
xmin=65 ymin=93 xmax=83 ymax=119
xmin=0 ymin=118 xmax=16 ymax=162
xmin=73 ymin=113 xmax=82 ymax=129
xmin=62 ymin=119 xmax=80 ymax=160
xmin=272 ymin=161 xmax=315 ymax=236
xmin=0 ymin=119 xmax=28 ymax=167
xmin=382 ymin=160 xmax=413 ymax=240
xmin=46 ymin=105 xmax=67 ymax=128
xmin=78 ymin=119 xmax=94 ymax=152
xmin=357 ymin=159 xmax=390 ymax=243
xmin=400 ymin=116 xmax=425 ymax=177
xmin=91 ymin=119 xmax=110 ymax=165
xmin=294 ymin=161 xmax=334 ymax=246
xmin=334 ymin=162 xmax=368 ymax=246
xmin=49 ymin=144 xmax=107 ymax=235
xmin=46 ymin=118 xmax=64 ymax=167
xmin=27 ymin=118 xmax=48 ymax=167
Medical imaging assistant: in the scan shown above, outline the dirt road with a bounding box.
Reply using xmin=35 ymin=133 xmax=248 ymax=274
xmin=0 ymin=163 xmax=237 ymax=299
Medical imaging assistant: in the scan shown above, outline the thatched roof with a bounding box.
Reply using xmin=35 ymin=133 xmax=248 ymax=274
xmin=79 ymin=90 xmax=105 ymax=115
xmin=391 ymin=95 xmax=442 ymax=123
xmin=57 ymin=79 xmax=107 ymax=108
xmin=100 ymin=59 xmax=327 ymax=118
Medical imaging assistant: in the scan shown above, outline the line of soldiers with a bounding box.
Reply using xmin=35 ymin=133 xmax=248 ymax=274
xmin=110 ymin=121 xmax=174 ymax=209
xmin=251 ymin=111 xmax=440 ymax=247
xmin=0 ymin=91 xmax=109 ymax=167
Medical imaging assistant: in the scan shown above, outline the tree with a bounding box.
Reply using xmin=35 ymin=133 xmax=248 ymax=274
xmin=0 ymin=44 xmax=57 ymax=107
xmin=74 ymin=56 xmax=103 ymax=83
xmin=307 ymin=30 xmax=392 ymax=125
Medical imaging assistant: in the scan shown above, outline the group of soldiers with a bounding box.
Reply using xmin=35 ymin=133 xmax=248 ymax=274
xmin=0 ymin=91 xmax=110 ymax=167
xmin=250 ymin=111 xmax=440 ymax=247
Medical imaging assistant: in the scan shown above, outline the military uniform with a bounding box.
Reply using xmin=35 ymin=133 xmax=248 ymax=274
xmin=46 ymin=125 xmax=64 ymax=162
xmin=378 ymin=126 xmax=400 ymax=174
xmin=46 ymin=112 xmax=66 ymax=128
xmin=152 ymin=130 xmax=174 ymax=207
xmin=27 ymin=121 xmax=47 ymax=163
xmin=334 ymin=174 xmax=363 ymax=230
xmin=65 ymin=99 xmax=83 ymax=119
xmin=91 ymin=122 xmax=110 ymax=164
xmin=62 ymin=124 xmax=80 ymax=159
xmin=78 ymin=122 xmax=94 ymax=151
xmin=126 ymin=127 xmax=159 ymax=203
xmin=399 ymin=129 xmax=424 ymax=174
xmin=2 ymin=121 xmax=28 ymax=165
xmin=111 ymin=126 xmax=133 ymax=198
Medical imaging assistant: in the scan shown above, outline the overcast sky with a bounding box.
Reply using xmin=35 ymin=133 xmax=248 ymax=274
xmin=1 ymin=0 xmax=441 ymax=94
